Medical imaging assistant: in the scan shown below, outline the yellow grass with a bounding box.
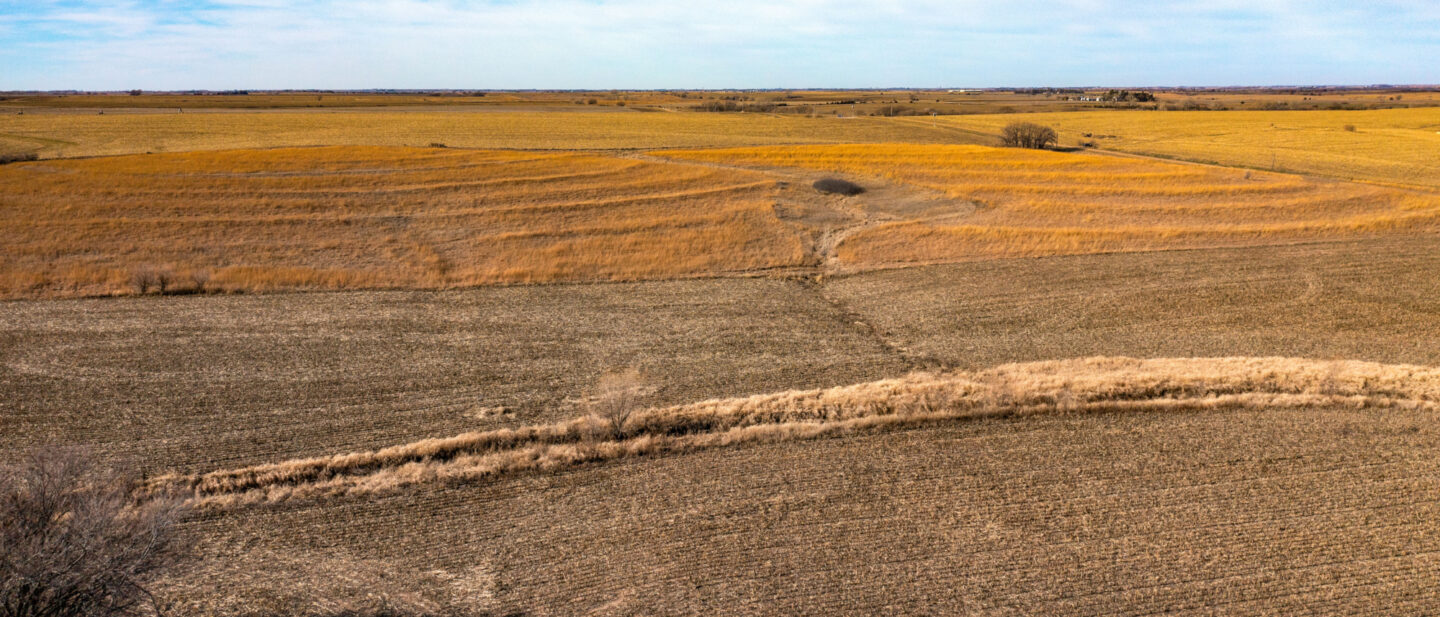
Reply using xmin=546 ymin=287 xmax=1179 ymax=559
xmin=0 ymin=146 xmax=808 ymax=298
xmin=936 ymin=107 xmax=1440 ymax=188
xmin=658 ymin=143 xmax=1440 ymax=264
xmin=151 ymin=355 xmax=1440 ymax=509
xmin=0 ymin=109 xmax=960 ymax=159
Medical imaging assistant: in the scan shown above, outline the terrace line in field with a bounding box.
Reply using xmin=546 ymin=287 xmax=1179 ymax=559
xmin=657 ymin=144 xmax=1440 ymax=264
xmin=0 ymin=145 xmax=808 ymax=298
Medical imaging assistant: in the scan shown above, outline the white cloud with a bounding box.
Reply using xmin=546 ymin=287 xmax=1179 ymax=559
xmin=2 ymin=0 xmax=1437 ymax=89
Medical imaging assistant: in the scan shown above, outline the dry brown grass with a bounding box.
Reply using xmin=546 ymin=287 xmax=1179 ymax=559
xmin=939 ymin=107 xmax=1440 ymax=189
xmin=658 ymin=143 xmax=1440 ymax=264
xmin=0 ymin=109 xmax=964 ymax=160
xmin=0 ymin=146 xmax=809 ymax=298
xmin=148 ymin=356 xmax=1440 ymax=509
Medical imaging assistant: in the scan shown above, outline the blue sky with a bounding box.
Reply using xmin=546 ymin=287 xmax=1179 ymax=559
xmin=1 ymin=1 xmax=1437 ymax=90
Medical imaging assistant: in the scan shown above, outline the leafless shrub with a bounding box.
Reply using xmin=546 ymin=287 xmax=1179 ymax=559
xmin=188 ymin=269 xmax=211 ymax=294
xmin=428 ymin=142 xmax=447 ymax=148
xmin=1343 ymin=124 xmax=1356 ymax=132
xmin=154 ymin=269 xmax=173 ymax=294
xmin=129 ymin=267 xmax=159 ymax=295
xmin=1 ymin=448 xmax=187 ymax=617
xmin=584 ymin=369 xmax=651 ymax=441
xmin=1000 ymin=122 xmax=1058 ymax=149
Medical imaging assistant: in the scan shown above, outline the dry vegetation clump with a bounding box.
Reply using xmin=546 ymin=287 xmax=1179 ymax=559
xmin=1 ymin=449 xmax=187 ymax=617
xmin=148 ymin=356 xmax=1440 ymax=509
xmin=658 ymin=143 xmax=1440 ymax=264
xmin=0 ymin=152 xmax=39 ymax=165
xmin=582 ymin=369 xmax=653 ymax=440
xmin=0 ymin=146 xmax=811 ymax=298
xmin=811 ymin=177 xmax=865 ymax=196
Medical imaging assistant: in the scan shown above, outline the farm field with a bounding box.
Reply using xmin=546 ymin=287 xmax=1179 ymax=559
xmin=0 ymin=109 xmax=965 ymax=160
xmin=0 ymin=146 xmax=815 ymax=298
xmin=660 ymin=143 xmax=1440 ymax=264
xmin=3 ymin=96 xmax=1440 ymax=616
xmin=938 ymin=107 xmax=1440 ymax=188
xmin=0 ymin=277 xmax=906 ymax=472
xmin=7 ymin=139 xmax=1439 ymax=299
xmin=156 ymin=401 xmax=1440 ymax=615
xmin=826 ymin=235 xmax=1440 ymax=369
xmin=6 ymin=234 xmax=1439 ymax=471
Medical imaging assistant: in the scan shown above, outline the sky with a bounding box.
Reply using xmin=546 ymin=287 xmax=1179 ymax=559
xmin=1 ymin=1 xmax=1437 ymax=90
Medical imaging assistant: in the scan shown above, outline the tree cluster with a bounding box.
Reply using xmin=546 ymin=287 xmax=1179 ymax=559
xmin=1000 ymin=122 xmax=1059 ymax=149
xmin=1100 ymin=90 xmax=1156 ymax=103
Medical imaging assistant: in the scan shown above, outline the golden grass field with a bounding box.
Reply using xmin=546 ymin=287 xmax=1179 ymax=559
xmin=0 ymin=146 xmax=811 ymax=298
xmin=6 ymin=138 xmax=1440 ymax=298
xmin=0 ymin=109 xmax=963 ymax=159
xmin=660 ymin=143 xmax=1440 ymax=264
xmin=938 ymin=107 xmax=1440 ymax=188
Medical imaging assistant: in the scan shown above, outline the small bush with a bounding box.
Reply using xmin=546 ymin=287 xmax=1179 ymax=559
xmin=1000 ymin=122 xmax=1058 ymax=149
xmin=812 ymin=178 xmax=865 ymax=196
xmin=585 ymin=369 xmax=650 ymax=441
xmin=428 ymin=142 xmax=447 ymax=148
xmin=129 ymin=267 xmax=159 ymax=294
xmin=154 ymin=269 xmax=173 ymax=294
xmin=0 ymin=448 xmax=187 ymax=617
xmin=129 ymin=266 xmax=174 ymax=295
xmin=1343 ymin=124 xmax=1356 ymax=132
xmin=189 ymin=269 xmax=211 ymax=293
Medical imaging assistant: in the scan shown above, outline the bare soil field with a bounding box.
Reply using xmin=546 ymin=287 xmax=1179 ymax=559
xmin=6 ymin=234 xmax=1438 ymax=471
xmin=0 ymin=278 xmax=905 ymax=473
xmin=149 ymin=358 xmax=1440 ymax=615
xmin=826 ymin=235 xmax=1440 ymax=369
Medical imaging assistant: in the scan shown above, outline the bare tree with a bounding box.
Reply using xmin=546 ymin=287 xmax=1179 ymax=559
xmin=153 ymin=269 xmax=173 ymax=295
xmin=1000 ymin=122 xmax=1059 ymax=149
xmin=188 ymin=269 xmax=211 ymax=294
xmin=1 ymin=449 xmax=187 ymax=617
xmin=585 ymin=369 xmax=650 ymax=440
